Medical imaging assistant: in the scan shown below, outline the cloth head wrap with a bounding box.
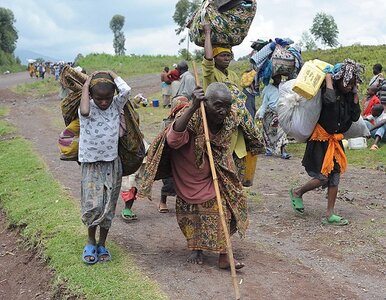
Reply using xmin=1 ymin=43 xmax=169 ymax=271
xmin=212 ymin=47 xmax=233 ymax=57
xmin=332 ymin=59 xmax=364 ymax=87
xmin=170 ymin=96 xmax=189 ymax=118
xmin=90 ymin=77 xmax=115 ymax=88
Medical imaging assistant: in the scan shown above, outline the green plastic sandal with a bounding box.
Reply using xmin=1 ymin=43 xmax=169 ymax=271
xmin=289 ymin=189 xmax=304 ymax=214
xmin=121 ymin=208 xmax=137 ymax=222
xmin=322 ymin=214 xmax=349 ymax=226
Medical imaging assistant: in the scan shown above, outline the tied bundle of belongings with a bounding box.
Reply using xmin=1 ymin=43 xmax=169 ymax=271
xmin=58 ymin=118 xmax=79 ymax=161
xmin=58 ymin=66 xmax=145 ymax=176
xmin=249 ymin=38 xmax=302 ymax=95
xmin=187 ymin=0 xmax=257 ymax=47
xmin=278 ymin=78 xmax=370 ymax=143
xmin=277 ymin=79 xmax=322 ymax=143
xmin=240 ymin=69 xmax=257 ymax=88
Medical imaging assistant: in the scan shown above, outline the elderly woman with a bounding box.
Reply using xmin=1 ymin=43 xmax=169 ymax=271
xmin=290 ymin=59 xmax=363 ymax=226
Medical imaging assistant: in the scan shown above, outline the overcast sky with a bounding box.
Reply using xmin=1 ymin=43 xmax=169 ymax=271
xmin=1 ymin=0 xmax=386 ymax=62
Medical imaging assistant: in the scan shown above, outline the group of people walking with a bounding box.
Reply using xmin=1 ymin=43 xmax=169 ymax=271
xmin=75 ymin=26 xmax=376 ymax=271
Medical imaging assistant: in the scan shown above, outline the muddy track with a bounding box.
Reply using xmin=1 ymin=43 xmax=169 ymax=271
xmin=1 ymin=72 xmax=385 ymax=300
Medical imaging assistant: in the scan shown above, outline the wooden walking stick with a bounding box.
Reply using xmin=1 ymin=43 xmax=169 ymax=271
xmin=192 ymin=61 xmax=241 ymax=300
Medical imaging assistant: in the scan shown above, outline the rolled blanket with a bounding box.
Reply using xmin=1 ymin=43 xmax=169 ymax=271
xmin=60 ymin=65 xmax=88 ymax=92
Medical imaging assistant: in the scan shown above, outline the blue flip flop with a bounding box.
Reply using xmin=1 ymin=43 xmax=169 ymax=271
xmin=82 ymin=244 xmax=98 ymax=265
xmin=97 ymin=245 xmax=112 ymax=262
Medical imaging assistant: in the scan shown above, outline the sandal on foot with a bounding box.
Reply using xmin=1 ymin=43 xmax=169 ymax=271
xmin=158 ymin=204 xmax=169 ymax=213
xmin=289 ymin=189 xmax=304 ymax=214
xmin=121 ymin=208 xmax=137 ymax=222
xmin=97 ymin=245 xmax=111 ymax=262
xmin=322 ymin=214 xmax=349 ymax=226
xmin=281 ymin=152 xmax=291 ymax=159
xmin=265 ymin=149 xmax=273 ymax=156
xmin=82 ymin=244 xmax=98 ymax=265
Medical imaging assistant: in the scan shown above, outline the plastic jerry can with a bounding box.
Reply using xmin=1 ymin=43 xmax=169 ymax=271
xmin=292 ymin=60 xmax=332 ymax=100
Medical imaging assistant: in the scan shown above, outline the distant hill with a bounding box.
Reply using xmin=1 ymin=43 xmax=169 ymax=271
xmin=14 ymin=49 xmax=60 ymax=65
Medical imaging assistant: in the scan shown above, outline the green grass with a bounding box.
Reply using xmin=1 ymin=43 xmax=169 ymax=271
xmin=0 ymin=107 xmax=15 ymax=135
xmin=287 ymin=139 xmax=386 ymax=169
xmin=78 ymin=53 xmax=180 ymax=78
xmin=12 ymin=76 xmax=60 ymax=97
xmin=0 ymin=109 xmax=166 ymax=299
xmin=138 ymin=106 xmax=171 ymax=141
xmin=0 ymin=64 xmax=25 ymax=73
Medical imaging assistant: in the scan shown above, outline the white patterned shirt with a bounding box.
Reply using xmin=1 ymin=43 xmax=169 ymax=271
xmin=78 ymin=77 xmax=130 ymax=162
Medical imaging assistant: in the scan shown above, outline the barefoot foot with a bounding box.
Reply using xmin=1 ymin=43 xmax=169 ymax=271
xmin=187 ymin=250 xmax=203 ymax=265
xmin=218 ymin=253 xmax=244 ymax=270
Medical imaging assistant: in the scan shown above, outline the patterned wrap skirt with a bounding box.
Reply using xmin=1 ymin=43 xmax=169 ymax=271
xmin=80 ymin=157 xmax=122 ymax=229
xmin=176 ymin=196 xmax=236 ymax=253
xmin=262 ymin=108 xmax=288 ymax=154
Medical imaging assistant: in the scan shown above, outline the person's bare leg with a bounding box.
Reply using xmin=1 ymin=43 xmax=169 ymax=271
xmin=326 ymin=185 xmax=338 ymax=217
xmin=83 ymin=226 xmax=97 ymax=262
xmin=293 ymin=178 xmax=325 ymax=198
xmin=98 ymin=227 xmax=110 ymax=261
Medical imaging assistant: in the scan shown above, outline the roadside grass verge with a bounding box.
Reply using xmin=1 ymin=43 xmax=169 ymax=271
xmin=12 ymin=76 xmax=60 ymax=98
xmin=287 ymin=140 xmax=386 ymax=169
xmin=0 ymin=109 xmax=166 ymax=299
xmin=0 ymin=107 xmax=15 ymax=135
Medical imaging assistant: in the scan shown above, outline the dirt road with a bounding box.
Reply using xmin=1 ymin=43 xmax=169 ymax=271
xmin=1 ymin=72 xmax=385 ymax=300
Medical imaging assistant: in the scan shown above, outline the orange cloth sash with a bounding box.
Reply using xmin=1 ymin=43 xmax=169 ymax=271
xmin=309 ymin=123 xmax=347 ymax=176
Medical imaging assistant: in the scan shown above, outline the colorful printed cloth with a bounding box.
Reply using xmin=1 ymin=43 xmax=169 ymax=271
xmin=262 ymin=108 xmax=288 ymax=155
xmin=176 ymin=196 xmax=236 ymax=252
xmin=188 ymin=0 xmax=257 ymax=47
xmin=140 ymin=107 xmax=249 ymax=237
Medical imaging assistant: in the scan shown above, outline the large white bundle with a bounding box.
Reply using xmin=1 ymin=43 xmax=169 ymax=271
xmin=277 ymin=79 xmax=322 ymax=142
xmin=343 ymin=116 xmax=370 ymax=139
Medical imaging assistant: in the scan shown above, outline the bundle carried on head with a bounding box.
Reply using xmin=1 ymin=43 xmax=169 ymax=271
xmin=188 ymin=0 xmax=257 ymax=47
xmin=331 ymin=58 xmax=364 ymax=86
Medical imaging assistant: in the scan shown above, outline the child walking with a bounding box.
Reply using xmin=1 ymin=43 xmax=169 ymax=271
xmin=79 ymin=70 xmax=130 ymax=264
xmin=290 ymin=60 xmax=363 ymax=226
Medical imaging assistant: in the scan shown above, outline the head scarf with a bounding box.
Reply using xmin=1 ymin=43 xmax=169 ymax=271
xmin=169 ymin=96 xmax=189 ymax=119
xmin=332 ymin=59 xmax=364 ymax=87
xmin=90 ymin=77 xmax=115 ymax=88
xmin=213 ymin=47 xmax=233 ymax=57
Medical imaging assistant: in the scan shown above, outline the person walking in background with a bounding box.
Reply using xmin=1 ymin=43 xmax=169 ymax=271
xmin=168 ymin=63 xmax=181 ymax=100
xmin=257 ymin=74 xmax=291 ymax=159
xmin=290 ymin=60 xmax=363 ymax=226
xmin=161 ymin=66 xmax=172 ymax=108
xmin=55 ymin=65 xmax=60 ymax=80
xmin=174 ymin=61 xmax=196 ymax=101
xmin=158 ymin=96 xmax=189 ymax=212
xmin=78 ymin=70 xmax=130 ymax=264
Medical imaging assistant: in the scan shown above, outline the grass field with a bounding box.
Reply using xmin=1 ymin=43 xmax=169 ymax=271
xmin=287 ymin=139 xmax=386 ymax=169
xmin=77 ymin=53 xmax=180 ymax=78
xmin=0 ymin=107 xmax=166 ymax=300
xmin=12 ymin=76 xmax=60 ymax=98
